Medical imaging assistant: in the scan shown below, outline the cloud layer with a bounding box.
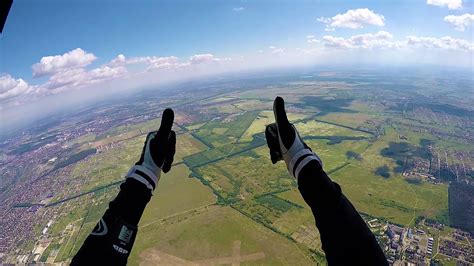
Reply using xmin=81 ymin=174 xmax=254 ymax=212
xmin=319 ymin=32 xmax=473 ymax=52
xmin=32 ymin=48 xmax=97 ymax=77
xmin=444 ymin=13 xmax=474 ymax=31
xmin=2 ymin=29 xmax=473 ymax=106
xmin=427 ymin=0 xmax=463 ymax=9
xmin=322 ymin=31 xmax=398 ymax=49
xmin=0 ymin=75 xmax=32 ymax=100
xmin=1 ymin=50 xmax=237 ymax=104
xmin=406 ymin=35 xmax=473 ymax=51
xmin=317 ymin=8 xmax=385 ymax=31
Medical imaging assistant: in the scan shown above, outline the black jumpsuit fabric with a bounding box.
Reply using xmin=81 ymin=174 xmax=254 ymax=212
xmin=72 ymin=162 xmax=387 ymax=265
xmin=71 ymin=179 xmax=151 ymax=266
xmin=298 ymin=160 xmax=388 ymax=265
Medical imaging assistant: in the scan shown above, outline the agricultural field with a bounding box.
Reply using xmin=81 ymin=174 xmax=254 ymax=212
xmin=192 ymin=147 xmax=295 ymax=201
xmin=174 ymin=133 xmax=208 ymax=163
xmin=330 ymin=163 xmax=449 ymax=226
xmin=139 ymin=164 xmax=216 ymax=225
xmin=129 ymin=206 xmax=316 ymax=266
xmin=240 ymin=111 xmax=308 ymax=142
xmin=317 ymin=112 xmax=375 ymax=129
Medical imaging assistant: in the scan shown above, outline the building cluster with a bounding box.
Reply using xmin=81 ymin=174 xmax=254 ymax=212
xmin=424 ymin=219 xmax=444 ymax=231
xmin=378 ymin=220 xmax=473 ymax=266
xmin=0 ymin=107 xmax=146 ymax=262
xmin=385 ymin=223 xmax=434 ymax=265
xmin=438 ymin=235 xmax=473 ymax=264
xmin=403 ymin=157 xmax=434 ymax=181
xmin=402 ymin=108 xmax=474 ymax=145
xmin=400 ymin=146 xmax=474 ymax=185
xmin=0 ymin=96 xmax=176 ymax=263
xmin=292 ymin=225 xmax=321 ymax=250
xmin=426 ymin=237 xmax=433 ymax=257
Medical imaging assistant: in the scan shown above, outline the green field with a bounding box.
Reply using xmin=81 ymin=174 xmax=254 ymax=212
xmin=330 ymin=163 xmax=448 ymax=226
xmin=129 ymin=206 xmax=317 ymax=265
xmin=193 ymin=111 xmax=260 ymax=147
xmin=317 ymin=112 xmax=374 ymax=129
xmin=295 ymin=119 xmax=371 ymax=138
xmin=194 ymin=147 xmax=294 ymax=203
xmin=139 ymin=164 xmax=216 ymax=225
xmin=241 ymin=111 xmax=308 ymax=142
xmin=321 ymin=125 xmax=450 ymax=226
xmin=174 ymin=133 xmax=208 ymax=163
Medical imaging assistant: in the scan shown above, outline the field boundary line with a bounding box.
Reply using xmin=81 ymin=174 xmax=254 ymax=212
xmin=140 ymin=203 xmax=216 ymax=229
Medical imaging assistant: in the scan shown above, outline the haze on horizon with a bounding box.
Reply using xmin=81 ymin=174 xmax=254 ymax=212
xmin=1 ymin=0 xmax=473 ymax=131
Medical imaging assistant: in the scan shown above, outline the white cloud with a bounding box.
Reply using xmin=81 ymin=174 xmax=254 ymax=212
xmin=147 ymin=56 xmax=180 ymax=70
xmin=2 ymin=51 xmax=235 ymax=102
xmin=29 ymin=50 xmax=128 ymax=93
xmin=108 ymin=54 xmax=174 ymax=68
xmin=427 ymin=0 xmax=462 ymax=9
xmin=316 ymin=17 xmax=331 ymax=25
xmin=189 ymin=54 xmax=221 ymax=64
xmin=32 ymin=48 xmax=97 ymax=77
xmin=268 ymin=46 xmax=285 ymax=55
xmin=88 ymin=66 xmax=127 ymax=81
xmin=322 ymin=35 xmax=352 ymax=48
xmin=272 ymin=48 xmax=285 ymax=55
xmin=41 ymin=65 xmax=127 ymax=92
xmin=444 ymin=13 xmax=474 ymax=31
xmin=306 ymin=35 xmax=319 ymax=44
xmin=233 ymin=7 xmax=244 ymax=12
xmin=0 ymin=74 xmax=32 ymax=100
xmin=108 ymin=54 xmax=127 ymax=67
xmin=109 ymin=54 xmax=223 ymax=70
xmin=3 ymin=39 xmax=473 ymax=106
xmin=317 ymin=8 xmax=385 ymax=31
xmin=406 ymin=35 xmax=473 ymax=51
xmin=322 ymin=31 xmax=398 ymax=49
xmin=321 ymin=32 xmax=473 ymax=52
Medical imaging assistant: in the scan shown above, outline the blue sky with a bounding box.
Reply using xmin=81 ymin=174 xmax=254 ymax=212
xmin=0 ymin=0 xmax=473 ymax=128
xmin=2 ymin=0 xmax=473 ymax=80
